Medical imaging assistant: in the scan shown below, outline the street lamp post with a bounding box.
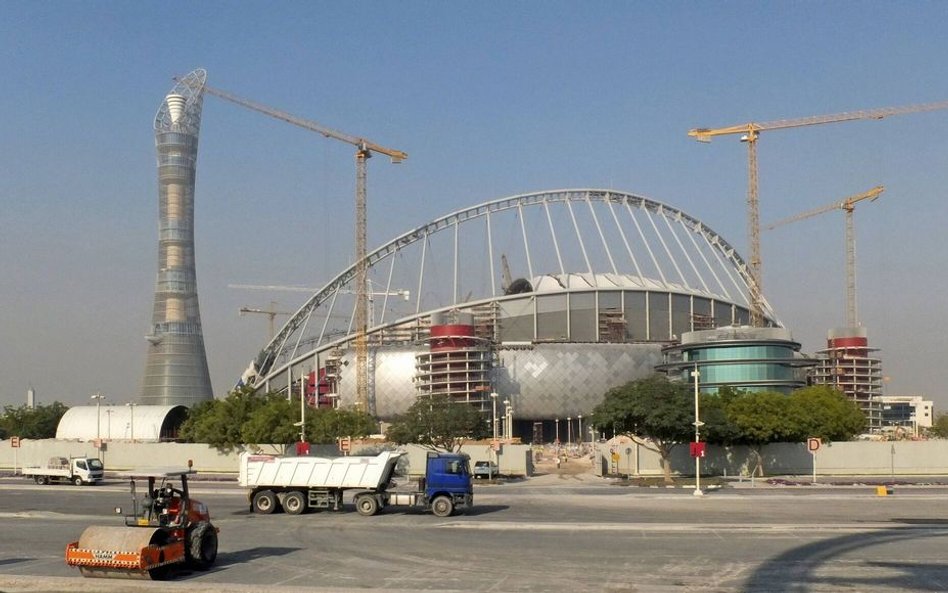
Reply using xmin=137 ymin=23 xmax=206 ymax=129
xmin=491 ymin=393 xmax=499 ymax=443
xmin=299 ymin=373 xmax=306 ymax=442
xmin=126 ymin=402 xmax=136 ymax=442
xmin=90 ymin=393 xmax=105 ymax=461
xmin=555 ymin=418 xmax=560 ymax=452
xmin=567 ymin=416 xmax=572 ymax=446
xmin=505 ymin=401 xmax=514 ymax=441
xmin=90 ymin=393 xmax=105 ymax=440
xmin=692 ymin=365 xmax=704 ymax=497
xmin=502 ymin=400 xmax=510 ymax=440
xmin=578 ymin=414 xmax=583 ymax=447
xmin=490 ymin=393 xmax=499 ymax=480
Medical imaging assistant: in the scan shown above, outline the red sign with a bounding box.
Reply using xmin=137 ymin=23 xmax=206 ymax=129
xmin=689 ymin=441 xmax=706 ymax=458
xmin=10 ymin=436 xmax=19 ymax=448
xmin=295 ymin=441 xmax=311 ymax=456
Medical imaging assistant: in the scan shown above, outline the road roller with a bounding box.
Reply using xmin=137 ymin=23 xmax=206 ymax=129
xmin=66 ymin=468 xmax=218 ymax=579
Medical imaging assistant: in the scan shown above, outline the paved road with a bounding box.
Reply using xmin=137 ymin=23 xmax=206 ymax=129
xmin=1 ymin=476 xmax=948 ymax=592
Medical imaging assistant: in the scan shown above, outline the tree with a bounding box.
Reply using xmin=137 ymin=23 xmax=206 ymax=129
xmin=589 ymin=375 xmax=694 ymax=484
xmin=786 ymin=385 xmax=866 ymax=442
xmin=179 ymin=386 xmax=271 ymax=452
xmin=179 ymin=386 xmax=380 ymax=452
xmin=308 ymin=407 xmax=378 ymax=444
xmin=386 ymin=394 xmax=488 ymax=451
xmin=725 ymin=391 xmax=795 ymax=476
xmin=930 ymin=413 xmax=948 ymax=438
xmin=0 ymin=402 xmax=70 ymax=439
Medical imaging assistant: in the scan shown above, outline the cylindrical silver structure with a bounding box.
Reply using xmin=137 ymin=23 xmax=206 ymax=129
xmin=141 ymin=69 xmax=213 ymax=406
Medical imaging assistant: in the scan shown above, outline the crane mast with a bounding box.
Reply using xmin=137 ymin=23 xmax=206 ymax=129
xmin=690 ymin=99 xmax=948 ymax=327
xmin=766 ymin=186 xmax=885 ymax=328
xmin=194 ymin=79 xmax=408 ymax=414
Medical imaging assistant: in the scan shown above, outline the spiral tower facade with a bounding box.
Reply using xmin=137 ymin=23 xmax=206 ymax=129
xmin=141 ymin=68 xmax=213 ymax=406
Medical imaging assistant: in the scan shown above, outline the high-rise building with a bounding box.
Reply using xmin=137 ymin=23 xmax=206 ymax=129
xmin=141 ymin=69 xmax=213 ymax=406
xmin=810 ymin=327 xmax=882 ymax=430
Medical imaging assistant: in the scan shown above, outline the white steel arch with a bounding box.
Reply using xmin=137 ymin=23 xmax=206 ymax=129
xmin=246 ymin=188 xmax=777 ymax=391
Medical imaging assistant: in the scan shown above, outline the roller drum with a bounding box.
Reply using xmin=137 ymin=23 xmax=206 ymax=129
xmin=73 ymin=526 xmax=168 ymax=580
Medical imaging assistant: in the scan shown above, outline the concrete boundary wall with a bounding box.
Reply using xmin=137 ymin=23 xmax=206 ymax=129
xmin=4 ymin=438 xmax=942 ymax=478
xmin=0 ymin=439 xmax=535 ymax=478
xmin=598 ymin=439 xmax=948 ymax=477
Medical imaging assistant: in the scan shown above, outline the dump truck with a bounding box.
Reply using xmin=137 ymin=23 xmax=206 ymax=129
xmin=65 ymin=468 xmax=218 ymax=580
xmin=239 ymin=450 xmax=473 ymax=517
xmin=22 ymin=456 xmax=104 ymax=486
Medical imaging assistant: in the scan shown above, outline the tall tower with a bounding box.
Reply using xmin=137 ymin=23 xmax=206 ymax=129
xmin=141 ymin=69 xmax=213 ymax=406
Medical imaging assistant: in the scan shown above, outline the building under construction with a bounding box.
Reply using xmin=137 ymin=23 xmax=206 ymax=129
xmin=239 ymin=189 xmax=782 ymax=440
xmin=810 ymin=327 xmax=883 ymax=430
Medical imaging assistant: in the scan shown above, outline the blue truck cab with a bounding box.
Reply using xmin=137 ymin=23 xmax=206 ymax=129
xmin=422 ymin=451 xmax=474 ymax=517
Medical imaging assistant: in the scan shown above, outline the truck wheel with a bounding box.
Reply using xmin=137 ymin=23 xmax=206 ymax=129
xmin=355 ymin=494 xmax=379 ymax=517
xmin=431 ymin=495 xmax=454 ymax=518
xmin=187 ymin=521 xmax=218 ymax=570
xmin=252 ymin=490 xmax=278 ymax=514
xmin=73 ymin=476 xmax=84 ymax=486
xmin=283 ymin=491 xmax=306 ymax=515
xmin=35 ymin=476 xmax=48 ymax=486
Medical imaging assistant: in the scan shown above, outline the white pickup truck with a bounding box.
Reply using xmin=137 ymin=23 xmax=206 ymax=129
xmin=22 ymin=456 xmax=104 ymax=486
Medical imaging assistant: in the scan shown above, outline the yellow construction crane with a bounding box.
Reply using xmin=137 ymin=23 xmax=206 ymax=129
xmin=239 ymin=303 xmax=294 ymax=340
xmin=689 ymin=99 xmax=948 ymax=327
xmin=766 ymin=185 xmax=885 ymax=329
xmin=191 ymin=80 xmax=408 ymax=414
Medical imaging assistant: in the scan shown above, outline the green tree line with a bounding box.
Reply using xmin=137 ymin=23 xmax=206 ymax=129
xmin=589 ymin=376 xmax=867 ymax=482
xmin=0 ymin=402 xmax=70 ymax=440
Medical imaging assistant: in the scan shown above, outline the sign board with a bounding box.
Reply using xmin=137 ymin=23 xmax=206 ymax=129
xmin=689 ymin=441 xmax=706 ymax=458
xmin=610 ymin=452 xmax=620 ymax=462
xmin=10 ymin=436 xmax=19 ymax=448
xmin=339 ymin=437 xmax=351 ymax=452
xmin=807 ymin=437 xmax=822 ymax=453
xmin=491 ymin=439 xmax=501 ymax=452
xmin=295 ymin=441 xmax=311 ymax=456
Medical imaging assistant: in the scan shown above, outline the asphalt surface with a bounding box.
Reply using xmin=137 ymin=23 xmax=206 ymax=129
xmin=2 ymin=464 xmax=948 ymax=592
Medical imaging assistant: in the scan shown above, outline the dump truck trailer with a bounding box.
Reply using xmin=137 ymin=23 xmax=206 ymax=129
xmin=23 ymin=456 xmax=103 ymax=486
xmin=239 ymin=450 xmax=473 ymax=517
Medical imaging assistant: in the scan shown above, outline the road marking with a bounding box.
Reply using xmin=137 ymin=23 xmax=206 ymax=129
xmin=438 ymin=520 xmax=948 ymax=534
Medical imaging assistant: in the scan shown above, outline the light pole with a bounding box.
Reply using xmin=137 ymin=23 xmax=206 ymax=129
xmin=578 ymin=414 xmax=583 ymax=446
xmin=505 ymin=401 xmax=514 ymax=441
xmin=503 ymin=400 xmax=510 ymax=440
xmin=567 ymin=416 xmax=572 ymax=446
xmin=90 ymin=393 xmax=105 ymax=440
xmin=298 ymin=373 xmax=306 ymax=442
xmin=491 ymin=392 xmax=498 ymax=443
xmin=555 ymin=418 xmax=560 ymax=452
xmin=692 ymin=365 xmax=704 ymax=497
xmin=126 ymin=402 xmax=136 ymax=441
xmin=490 ymin=393 xmax=500 ymax=479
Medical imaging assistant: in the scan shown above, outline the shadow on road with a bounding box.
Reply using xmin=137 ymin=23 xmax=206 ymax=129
xmin=459 ymin=504 xmax=509 ymax=516
xmin=0 ymin=557 xmax=33 ymax=567
xmin=215 ymin=546 xmax=301 ymax=567
xmin=744 ymin=527 xmax=948 ymax=592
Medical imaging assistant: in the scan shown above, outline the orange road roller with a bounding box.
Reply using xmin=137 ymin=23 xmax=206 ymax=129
xmin=66 ymin=468 xmax=218 ymax=579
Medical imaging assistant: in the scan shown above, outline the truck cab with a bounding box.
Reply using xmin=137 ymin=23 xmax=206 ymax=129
xmin=422 ymin=452 xmax=473 ymax=517
xmin=72 ymin=458 xmax=104 ymax=485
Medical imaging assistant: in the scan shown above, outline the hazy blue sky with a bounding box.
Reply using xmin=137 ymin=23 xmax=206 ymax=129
xmin=3 ymin=2 xmax=948 ymax=410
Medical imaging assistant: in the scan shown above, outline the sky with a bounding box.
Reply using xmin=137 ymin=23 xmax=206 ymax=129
xmin=3 ymin=2 xmax=948 ymax=411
